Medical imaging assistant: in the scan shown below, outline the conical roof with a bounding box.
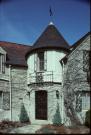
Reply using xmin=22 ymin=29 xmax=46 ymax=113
xmin=34 ymin=23 xmax=69 ymax=49
xmin=26 ymin=23 xmax=70 ymax=58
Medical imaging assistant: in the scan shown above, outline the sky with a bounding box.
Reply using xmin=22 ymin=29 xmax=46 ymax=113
xmin=0 ymin=0 xmax=90 ymax=46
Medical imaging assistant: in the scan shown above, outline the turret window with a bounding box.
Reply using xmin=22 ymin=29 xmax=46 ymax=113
xmin=34 ymin=51 xmax=47 ymax=72
xmin=38 ymin=52 xmax=44 ymax=71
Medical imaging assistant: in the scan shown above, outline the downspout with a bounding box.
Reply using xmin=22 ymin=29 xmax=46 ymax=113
xmin=9 ymin=65 xmax=12 ymax=121
xmin=61 ymin=60 xmax=64 ymax=124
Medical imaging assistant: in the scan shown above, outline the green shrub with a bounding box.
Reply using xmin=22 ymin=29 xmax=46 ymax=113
xmin=52 ymin=103 xmax=62 ymax=126
xmin=19 ymin=103 xmax=30 ymax=123
xmin=85 ymin=109 xmax=90 ymax=127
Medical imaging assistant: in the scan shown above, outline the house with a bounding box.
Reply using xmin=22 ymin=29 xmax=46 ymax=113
xmin=0 ymin=22 xmax=90 ymax=126
xmin=60 ymin=32 xmax=90 ymax=125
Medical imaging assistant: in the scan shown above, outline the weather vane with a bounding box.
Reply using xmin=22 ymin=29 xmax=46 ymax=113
xmin=49 ymin=6 xmax=53 ymax=23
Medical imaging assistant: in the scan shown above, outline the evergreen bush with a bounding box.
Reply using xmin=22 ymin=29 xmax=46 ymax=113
xmin=52 ymin=103 xmax=62 ymax=126
xmin=85 ymin=109 xmax=90 ymax=127
xmin=19 ymin=103 xmax=30 ymax=123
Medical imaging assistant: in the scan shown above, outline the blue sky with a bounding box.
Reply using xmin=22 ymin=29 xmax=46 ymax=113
xmin=0 ymin=0 xmax=90 ymax=46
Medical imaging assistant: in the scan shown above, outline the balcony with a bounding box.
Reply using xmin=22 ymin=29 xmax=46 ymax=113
xmin=28 ymin=71 xmax=62 ymax=86
xmin=28 ymin=71 xmax=53 ymax=85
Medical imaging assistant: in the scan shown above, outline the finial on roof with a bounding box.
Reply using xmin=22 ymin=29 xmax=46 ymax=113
xmin=49 ymin=21 xmax=54 ymax=25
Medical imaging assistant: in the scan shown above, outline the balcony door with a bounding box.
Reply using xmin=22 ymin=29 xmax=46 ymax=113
xmin=35 ymin=90 xmax=47 ymax=120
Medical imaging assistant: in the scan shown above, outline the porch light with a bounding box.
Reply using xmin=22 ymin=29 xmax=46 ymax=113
xmin=56 ymin=90 xmax=59 ymax=99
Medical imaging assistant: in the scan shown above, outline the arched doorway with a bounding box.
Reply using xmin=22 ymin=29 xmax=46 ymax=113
xmin=35 ymin=90 xmax=47 ymax=120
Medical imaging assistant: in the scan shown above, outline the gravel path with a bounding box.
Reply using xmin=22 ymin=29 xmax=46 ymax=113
xmin=9 ymin=124 xmax=42 ymax=134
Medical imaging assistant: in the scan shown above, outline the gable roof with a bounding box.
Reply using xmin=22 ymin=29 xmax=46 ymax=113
xmin=0 ymin=41 xmax=32 ymax=67
xmin=26 ymin=23 xmax=70 ymax=58
xmin=71 ymin=32 xmax=90 ymax=50
xmin=60 ymin=32 xmax=90 ymax=63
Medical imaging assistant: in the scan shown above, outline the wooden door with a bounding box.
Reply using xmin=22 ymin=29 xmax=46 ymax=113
xmin=35 ymin=91 xmax=47 ymax=120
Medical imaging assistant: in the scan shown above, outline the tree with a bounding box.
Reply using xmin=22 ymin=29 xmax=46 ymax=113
xmin=19 ymin=103 xmax=30 ymax=123
xmin=52 ymin=103 xmax=62 ymax=126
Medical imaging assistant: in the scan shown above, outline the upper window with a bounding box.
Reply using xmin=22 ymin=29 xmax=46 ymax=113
xmin=34 ymin=51 xmax=47 ymax=72
xmin=38 ymin=52 xmax=44 ymax=71
xmin=0 ymin=53 xmax=6 ymax=73
xmin=83 ymin=50 xmax=90 ymax=72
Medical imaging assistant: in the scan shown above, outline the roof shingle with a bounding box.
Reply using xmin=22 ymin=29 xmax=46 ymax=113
xmin=0 ymin=41 xmax=31 ymax=67
xmin=26 ymin=24 xmax=70 ymax=58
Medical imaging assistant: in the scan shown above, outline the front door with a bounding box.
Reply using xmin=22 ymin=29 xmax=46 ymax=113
xmin=35 ymin=91 xmax=47 ymax=120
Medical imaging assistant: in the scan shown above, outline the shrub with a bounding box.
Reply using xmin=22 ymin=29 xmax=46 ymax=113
xmin=85 ymin=109 xmax=90 ymax=127
xmin=19 ymin=103 xmax=30 ymax=123
xmin=0 ymin=120 xmax=21 ymax=129
xmin=52 ymin=103 xmax=62 ymax=126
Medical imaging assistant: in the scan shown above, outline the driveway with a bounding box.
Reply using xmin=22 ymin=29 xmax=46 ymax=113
xmin=9 ymin=124 xmax=42 ymax=134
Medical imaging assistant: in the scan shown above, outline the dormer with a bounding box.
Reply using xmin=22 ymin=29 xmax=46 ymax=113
xmin=0 ymin=47 xmax=6 ymax=74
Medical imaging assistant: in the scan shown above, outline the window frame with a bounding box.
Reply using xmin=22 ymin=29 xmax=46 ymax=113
xmin=0 ymin=53 xmax=6 ymax=74
xmin=34 ymin=51 xmax=47 ymax=72
xmin=75 ymin=91 xmax=90 ymax=112
xmin=0 ymin=91 xmax=10 ymax=110
xmin=37 ymin=51 xmax=45 ymax=71
xmin=0 ymin=91 xmax=3 ymax=110
xmin=83 ymin=50 xmax=90 ymax=72
xmin=81 ymin=92 xmax=90 ymax=111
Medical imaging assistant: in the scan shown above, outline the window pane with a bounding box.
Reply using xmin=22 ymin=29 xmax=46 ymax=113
xmin=38 ymin=52 xmax=44 ymax=71
xmin=3 ymin=92 xmax=10 ymax=110
xmin=2 ymin=55 xmax=5 ymax=73
xmin=0 ymin=92 xmax=2 ymax=109
xmin=83 ymin=51 xmax=90 ymax=72
xmin=82 ymin=92 xmax=90 ymax=110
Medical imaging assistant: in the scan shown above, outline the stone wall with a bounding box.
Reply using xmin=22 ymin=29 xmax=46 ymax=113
xmin=63 ymin=35 xmax=90 ymax=126
xmin=0 ymin=80 xmax=10 ymax=120
xmin=11 ymin=67 xmax=28 ymax=121
xmin=0 ymin=66 xmax=28 ymax=121
xmin=25 ymin=83 xmax=63 ymax=124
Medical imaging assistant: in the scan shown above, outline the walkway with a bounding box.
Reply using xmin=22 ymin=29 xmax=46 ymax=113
xmin=9 ymin=124 xmax=42 ymax=134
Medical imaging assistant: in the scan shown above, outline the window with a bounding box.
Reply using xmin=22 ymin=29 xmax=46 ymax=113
xmin=82 ymin=92 xmax=90 ymax=110
xmin=83 ymin=50 xmax=90 ymax=72
xmin=38 ymin=52 xmax=44 ymax=71
xmin=76 ymin=92 xmax=90 ymax=112
xmin=0 ymin=92 xmax=3 ymax=109
xmin=83 ymin=50 xmax=90 ymax=83
xmin=0 ymin=53 xmax=5 ymax=73
xmin=0 ymin=91 xmax=10 ymax=110
xmin=34 ymin=51 xmax=47 ymax=72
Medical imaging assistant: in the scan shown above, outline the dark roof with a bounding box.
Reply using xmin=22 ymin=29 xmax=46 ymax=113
xmin=26 ymin=23 xmax=70 ymax=58
xmin=60 ymin=32 xmax=90 ymax=62
xmin=0 ymin=41 xmax=32 ymax=67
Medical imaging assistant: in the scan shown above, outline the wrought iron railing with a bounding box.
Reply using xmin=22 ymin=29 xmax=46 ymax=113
xmin=28 ymin=71 xmax=54 ymax=84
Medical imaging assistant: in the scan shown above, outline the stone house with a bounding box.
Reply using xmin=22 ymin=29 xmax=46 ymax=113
xmin=0 ymin=22 xmax=90 ymax=126
xmin=60 ymin=32 xmax=90 ymax=125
